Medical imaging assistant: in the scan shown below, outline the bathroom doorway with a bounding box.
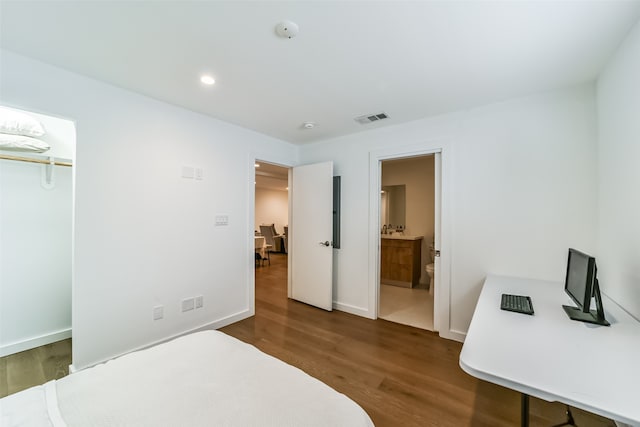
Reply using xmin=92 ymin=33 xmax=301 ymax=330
xmin=378 ymin=155 xmax=436 ymax=330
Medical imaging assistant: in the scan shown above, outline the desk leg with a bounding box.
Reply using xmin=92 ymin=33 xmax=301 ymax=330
xmin=521 ymin=393 xmax=529 ymax=427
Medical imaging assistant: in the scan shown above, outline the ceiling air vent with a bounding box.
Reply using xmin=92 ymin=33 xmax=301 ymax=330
xmin=354 ymin=112 xmax=389 ymax=124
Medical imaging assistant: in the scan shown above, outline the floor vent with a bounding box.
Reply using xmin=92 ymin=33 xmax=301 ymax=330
xmin=354 ymin=112 xmax=389 ymax=124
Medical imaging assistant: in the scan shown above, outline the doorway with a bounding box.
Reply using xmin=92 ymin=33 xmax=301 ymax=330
xmin=369 ymin=142 xmax=453 ymax=339
xmin=253 ymin=160 xmax=290 ymax=302
xmin=252 ymin=159 xmax=336 ymax=312
xmin=378 ymin=155 xmax=435 ymax=330
xmin=0 ymin=106 xmax=76 ymax=388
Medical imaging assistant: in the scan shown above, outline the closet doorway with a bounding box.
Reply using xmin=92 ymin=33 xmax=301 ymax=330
xmin=0 ymin=106 xmax=75 ymax=394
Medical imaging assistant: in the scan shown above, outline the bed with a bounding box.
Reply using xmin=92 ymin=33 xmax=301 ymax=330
xmin=0 ymin=330 xmax=374 ymax=426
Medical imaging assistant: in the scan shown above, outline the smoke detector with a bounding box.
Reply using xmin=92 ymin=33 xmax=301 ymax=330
xmin=354 ymin=112 xmax=389 ymax=125
xmin=275 ymin=21 xmax=299 ymax=39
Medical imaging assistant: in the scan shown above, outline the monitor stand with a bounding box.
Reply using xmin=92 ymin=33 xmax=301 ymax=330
xmin=562 ymin=278 xmax=610 ymax=326
xmin=562 ymin=305 xmax=610 ymax=326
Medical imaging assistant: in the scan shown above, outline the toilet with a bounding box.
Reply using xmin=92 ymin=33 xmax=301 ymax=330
xmin=426 ymin=263 xmax=435 ymax=293
xmin=426 ymin=242 xmax=435 ymax=293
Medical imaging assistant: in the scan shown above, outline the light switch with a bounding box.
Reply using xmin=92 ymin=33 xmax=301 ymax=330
xmin=153 ymin=305 xmax=164 ymax=320
xmin=182 ymin=166 xmax=195 ymax=179
xmin=195 ymin=168 xmax=203 ymax=180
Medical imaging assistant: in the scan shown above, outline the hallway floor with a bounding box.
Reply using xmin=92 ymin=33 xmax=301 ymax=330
xmin=379 ymin=284 xmax=434 ymax=330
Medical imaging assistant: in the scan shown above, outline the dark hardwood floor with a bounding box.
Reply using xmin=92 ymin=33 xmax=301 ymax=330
xmin=222 ymin=253 xmax=614 ymax=427
xmin=1 ymin=253 xmax=614 ymax=426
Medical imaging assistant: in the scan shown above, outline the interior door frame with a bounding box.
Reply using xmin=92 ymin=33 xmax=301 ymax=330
xmin=248 ymin=153 xmax=294 ymax=315
xmin=368 ymin=140 xmax=458 ymax=341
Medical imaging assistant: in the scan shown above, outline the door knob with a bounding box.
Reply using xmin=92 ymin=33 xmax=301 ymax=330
xmin=319 ymin=241 xmax=331 ymax=247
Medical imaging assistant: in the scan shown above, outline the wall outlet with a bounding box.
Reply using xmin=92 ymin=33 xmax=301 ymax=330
xmin=195 ymin=295 xmax=204 ymax=309
xmin=153 ymin=305 xmax=164 ymax=320
xmin=215 ymin=215 xmax=229 ymax=226
xmin=181 ymin=297 xmax=195 ymax=312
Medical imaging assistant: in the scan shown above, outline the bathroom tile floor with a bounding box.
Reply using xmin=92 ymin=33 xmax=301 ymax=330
xmin=379 ymin=284 xmax=434 ymax=330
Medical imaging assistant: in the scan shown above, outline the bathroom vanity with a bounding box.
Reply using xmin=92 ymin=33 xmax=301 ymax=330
xmin=380 ymin=235 xmax=423 ymax=288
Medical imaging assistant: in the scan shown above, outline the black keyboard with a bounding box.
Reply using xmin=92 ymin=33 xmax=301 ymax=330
xmin=501 ymin=294 xmax=534 ymax=315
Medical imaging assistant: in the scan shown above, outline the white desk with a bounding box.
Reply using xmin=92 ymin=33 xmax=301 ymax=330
xmin=460 ymin=275 xmax=640 ymax=427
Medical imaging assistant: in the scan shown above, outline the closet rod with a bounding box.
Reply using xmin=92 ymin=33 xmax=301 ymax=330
xmin=0 ymin=154 xmax=72 ymax=167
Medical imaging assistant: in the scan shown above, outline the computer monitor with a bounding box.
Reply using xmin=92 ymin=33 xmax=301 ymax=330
xmin=562 ymin=248 xmax=610 ymax=326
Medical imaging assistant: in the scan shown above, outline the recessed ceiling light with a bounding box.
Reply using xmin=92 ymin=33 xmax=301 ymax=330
xmin=200 ymin=75 xmax=215 ymax=85
xmin=303 ymin=122 xmax=315 ymax=129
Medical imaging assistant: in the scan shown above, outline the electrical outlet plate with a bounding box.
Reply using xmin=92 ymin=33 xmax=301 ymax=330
xmin=215 ymin=215 xmax=229 ymax=226
xmin=181 ymin=298 xmax=195 ymax=312
xmin=195 ymin=295 xmax=204 ymax=309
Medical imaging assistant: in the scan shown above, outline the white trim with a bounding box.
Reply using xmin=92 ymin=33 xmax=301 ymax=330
xmin=70 ymin=309 xmax=252 ymax=372
xmin=247 ymin=152 xmax=257 ymax=316
xmin=368 ymin=140 xmax=455 ymax=340
xmin=333 ymin=301 xmax=373 ymax=319
xmin=441 ymin=329 xmax=466 ymax=343
xmin=0 ymin=328 xmax=72 ymax=357
xmin=287 ymin=167 xmax=293 ymax=298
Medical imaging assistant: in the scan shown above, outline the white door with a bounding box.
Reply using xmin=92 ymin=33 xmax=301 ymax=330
xmin=290 ymin=161 xmax=333 ymax=311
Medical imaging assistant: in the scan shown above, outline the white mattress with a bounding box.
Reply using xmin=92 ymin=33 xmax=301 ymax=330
xmin=0 ymin=331 xmax=374 ymax=427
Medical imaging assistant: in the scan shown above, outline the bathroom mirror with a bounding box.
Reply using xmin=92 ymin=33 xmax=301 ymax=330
xmin=381 ymin=185 xmax=405 ymax=228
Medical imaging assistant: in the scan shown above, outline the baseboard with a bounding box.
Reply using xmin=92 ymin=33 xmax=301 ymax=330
xmin=439 ymin=328 xmax=466 ymax=343
xmin=333 ymin=301 xmax=373 ymax=319
xmin=614 ymin=421 xmax=634 ymax=427
xmin=0 ymin=328 xmax=72 ymax=357
xmin=70 ymin=309 xmax=252 ymax=372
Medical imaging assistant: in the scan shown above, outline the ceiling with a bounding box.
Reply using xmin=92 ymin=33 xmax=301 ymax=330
xmin=2 ymin=1 xmax=639 ymax=145
xmin=255 ymin=161 xmax=288 ymax=191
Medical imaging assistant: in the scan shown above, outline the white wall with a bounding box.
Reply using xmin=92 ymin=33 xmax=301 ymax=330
xmin=255 ymin=188 xmax=288 ymax=235
xmin=0 ymin=50 xmax=297 ymax=369
xmin=0 ymin=45 xmax=613 ymax=361
xmin=596 ymin=20 xmax=640 ymax=321
xmin=382 ymin=156 xmax=435 ymax=285
xmin=0 ymin=110 xmax=75 ymax=356
xmin=300 ymin=85 xmax=597 ymax=336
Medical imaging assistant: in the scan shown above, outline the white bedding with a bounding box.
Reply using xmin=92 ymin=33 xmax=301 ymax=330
xmin=0 ymin=331 xmax=374 ymax=427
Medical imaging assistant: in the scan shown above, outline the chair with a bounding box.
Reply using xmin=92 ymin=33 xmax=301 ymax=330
xmin=283 ymin=226 xmax=288 ymax=253
xmin=254 ymin=236 xmax=270 ymax=267
xmin=259 ymin=224 xmax=284 ymax=254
